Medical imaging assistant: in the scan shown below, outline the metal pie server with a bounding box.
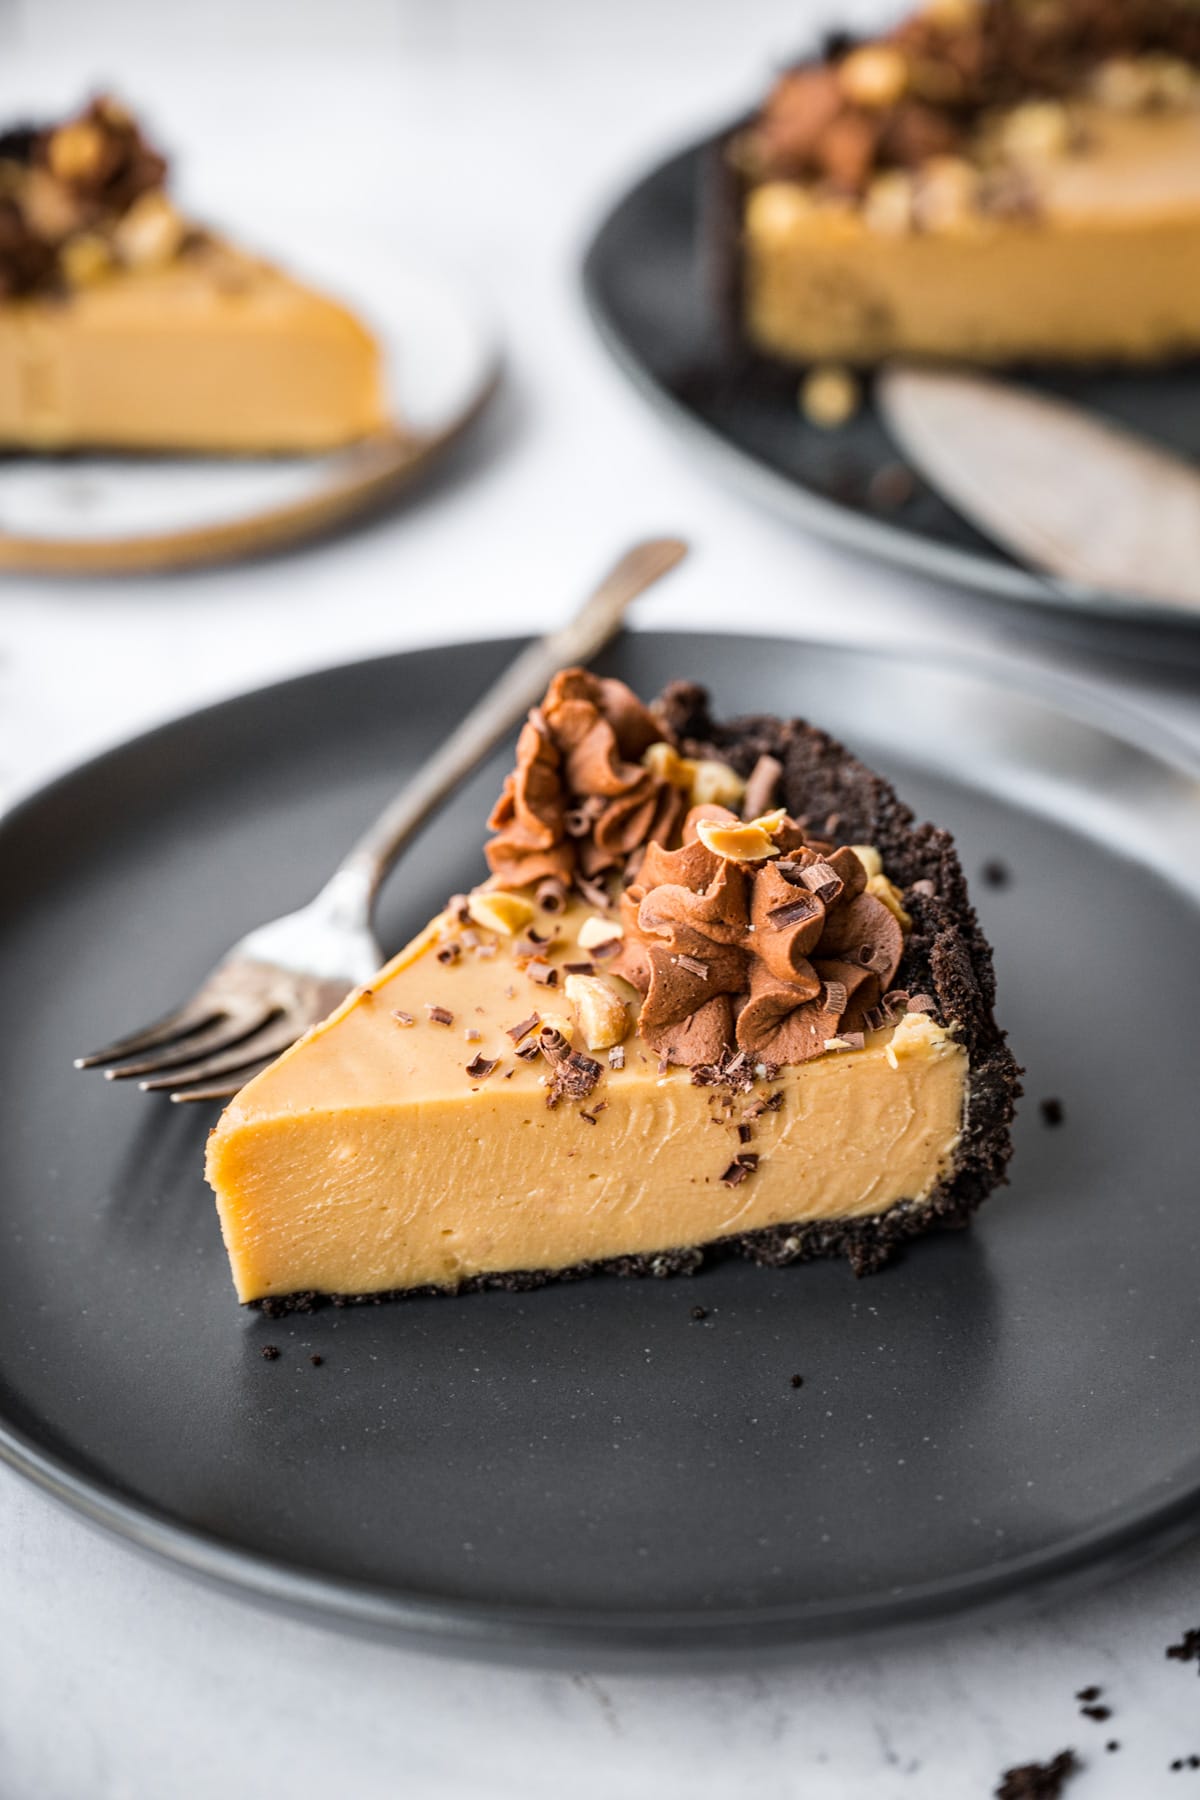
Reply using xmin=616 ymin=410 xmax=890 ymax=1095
xmin=877 ymin=365 xmax=1200 ymax=613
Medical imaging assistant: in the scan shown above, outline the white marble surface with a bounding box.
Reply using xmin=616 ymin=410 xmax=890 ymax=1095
xmin=2 ymin=9 xmax=1200 ymax=1796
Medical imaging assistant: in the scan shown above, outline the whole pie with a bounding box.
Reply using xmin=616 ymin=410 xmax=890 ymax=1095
xmin=0 ymin=96 xmax=386 ymax=451
xmin=206 ymin=671 xmax=1020 ymax=1310
xmin=729 ymin=0 xmax=1200 ymax=365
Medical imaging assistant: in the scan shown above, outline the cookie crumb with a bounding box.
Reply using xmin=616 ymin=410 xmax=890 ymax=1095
xmin=1081 ymin=1705 xmax=1111 ymax=1722
xmin=982 ymin=859 xmax=1010 ymax=888
xmin=1040 ymin=1097 xmax=1065 ymax=1127
xmin=1167 ymin=1627 xmax=1200 ymax=1668
xmin=690 ymin=1305 xmax=708 ymax=1322
xmin=309 ymin=1354 xmax=324 ymax=1367
xmin=995 ymin=1749 xmax=1079 ymax=1799
xmin=260 ymin=1345 xmax=280 ymax=1361
xmin=790 ymin=1373 xmax=804 ymax=1389
xmin=867 ymin=460 xmax=916 ymax=511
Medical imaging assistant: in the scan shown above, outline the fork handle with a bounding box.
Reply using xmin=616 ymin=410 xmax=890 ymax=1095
xmin=324 ymin=536 xmax=687 ymax=913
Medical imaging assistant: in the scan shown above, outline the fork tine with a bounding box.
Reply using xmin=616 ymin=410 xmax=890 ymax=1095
xmin=138 ymin=1019 xmax=302 ymax=1095
xmin=168 ymin=1059 xmax=279 ymax=1104
xmin=102 ymin=1006 xmax=276 ymax=1081
xmin=74 ymin=1005 xmax=222 ymax=1070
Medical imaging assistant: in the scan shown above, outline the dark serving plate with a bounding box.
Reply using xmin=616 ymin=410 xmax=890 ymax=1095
xmin=581 ymin=129 xmax=1200 ymax=638
xmin=2 ymin=632 xmax=1199 ymax=1666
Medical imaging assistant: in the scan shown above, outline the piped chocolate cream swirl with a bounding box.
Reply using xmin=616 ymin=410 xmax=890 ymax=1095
xmin=610 ymin=805 xmax=905 ymax=1068
xmin=485 ymin=669 xmax=687 ymax=889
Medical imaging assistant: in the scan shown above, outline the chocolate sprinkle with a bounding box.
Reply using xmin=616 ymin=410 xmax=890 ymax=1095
xmin=720 ymin=1153 xmax=759 ymax=1188
xmin=465 ymin=1054 xmax=500 ymax=1080
xmin=425 ymin=1005 xmax=454 ymax=1026
xmin=1081 ymin=1705 xmax=1111 ymax=1722
xmin=1075 ymin=1688 xmax=1101 ymax=1704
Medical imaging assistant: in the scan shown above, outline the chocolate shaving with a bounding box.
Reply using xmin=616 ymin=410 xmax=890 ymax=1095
xmin=767 ymin=895 xmax=820 ymax=929
xmin=720 ymin=1154 xmax=759 ymax=1188
xmin=536 ymin=877 xmax=568 ymax=913
xmin=796 ymin=862 xmax=843 ymax=902
xmin=590 ymin=936 xmax=623 ymax=959
xmin=506 ymin=1013 xmax=541 ymax=1042
xmin=425 ymin=1005 xmax=454 ymax=1026
xmin=907 ymin=993 xmax=937 ymax=1013
xmin=691 ymin=1051 xmax=758 ymax=1096
xmin=675 ymin=954 xmax=710 ymax=980
xmin=826 ymin=1030 xmax=865 ymax=1052
xmin=741 ymin=753 xmax=783 ymax=822
xmin=526 ymin=960 xmax=558 ymax=987
xmin=393 ymin=1011 xmax=415 ymax=1027
xmin=737 ymin=1122 xmax=753 ymax=1144
xmin=464 ymin=1028 xmax=481 ymax=1042
xmin=448 ymin=894 xmax=471 ymax=924
xmin=823 ymin=979 xmax=847 ymax=1015
xmin=465 ymin=1054 xmax=499 ymax=1080
xmin=547 ymin=1050 xmax=602 ymax=1108
xmin=435 ymin=942 xmax=461 ymax=965
xmin=574 ymin=875 xmax=611 ymax=913
xmin=608 ymin=1045 xmax=626 ymax=1070
xmin=563 ymin=961 xmax=596 ymax=976
xmin=515 ymin=1040 xmax=541 ymax=1061
xmin=537 ymin=1027 xmax=571 ymax=1063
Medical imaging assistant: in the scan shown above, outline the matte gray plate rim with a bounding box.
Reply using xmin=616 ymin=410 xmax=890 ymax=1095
xmin=1 ymin=630 xmax=1198 ymax=1665
xmin=580 ymin=127 xmax=1200 ymax=635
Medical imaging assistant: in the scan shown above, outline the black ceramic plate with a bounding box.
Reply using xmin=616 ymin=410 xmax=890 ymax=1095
xmin=2 ymin=633 xmax=1200 ymax=1666
xmin=582 ymin=131 xmax=1200 ymax=636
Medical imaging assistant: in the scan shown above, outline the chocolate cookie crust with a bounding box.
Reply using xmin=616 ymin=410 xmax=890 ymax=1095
xmin=255 ymin=683 xmax=1020 ymax=1314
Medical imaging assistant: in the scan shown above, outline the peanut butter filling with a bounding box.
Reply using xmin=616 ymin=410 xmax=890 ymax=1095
xmin=208 ymin=891 xmax=967 ymax=1302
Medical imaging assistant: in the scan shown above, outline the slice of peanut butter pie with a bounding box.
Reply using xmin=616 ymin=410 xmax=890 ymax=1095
xmin=206 ymin=671 xmax=1019 ymax=1309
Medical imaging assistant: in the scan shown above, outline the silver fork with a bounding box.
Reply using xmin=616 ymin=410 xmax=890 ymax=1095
xmin=75 ymin=537 xmax=687 ymax=1103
